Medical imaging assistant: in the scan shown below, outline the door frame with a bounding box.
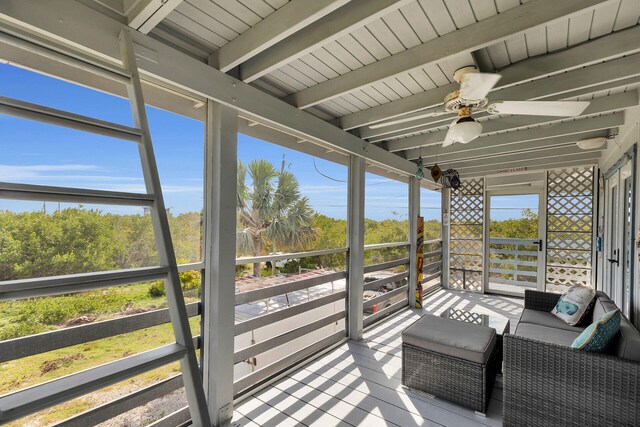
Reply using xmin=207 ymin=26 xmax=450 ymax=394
xmin=603 ymin=147 xmax=637 ymax=317
xmin=483 ymin=186 xmax=547 ymax=296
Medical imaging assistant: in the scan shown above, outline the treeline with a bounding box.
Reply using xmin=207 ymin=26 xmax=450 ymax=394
xmin=0 ymin=208 xmax=201 ymax=282
xmin=0 ymin=209 xmax=442 ymax=282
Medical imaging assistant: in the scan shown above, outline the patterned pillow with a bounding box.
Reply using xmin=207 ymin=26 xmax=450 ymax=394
xmin=571 ymin=310 xmax=621 ymax=352
xmin=551 ymin=285 xmax=596 ymax=326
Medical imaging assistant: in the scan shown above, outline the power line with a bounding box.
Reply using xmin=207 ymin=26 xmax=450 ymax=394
xmin=312 ymin=158 xmax=346 ymax=182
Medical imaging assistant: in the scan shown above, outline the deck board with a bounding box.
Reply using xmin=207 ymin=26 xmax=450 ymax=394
xmin=233 ymin=289 xmax=524 ymax=426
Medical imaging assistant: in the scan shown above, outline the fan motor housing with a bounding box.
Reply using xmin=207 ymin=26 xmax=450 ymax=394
xmin=444 ymin=89 xmax=488 ymax=114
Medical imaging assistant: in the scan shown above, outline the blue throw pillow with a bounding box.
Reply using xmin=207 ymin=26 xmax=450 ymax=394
xmin=571 ymin=310 xmax=621 ymax=352
xmin=551 ymin=285 xmax=596 ymax=326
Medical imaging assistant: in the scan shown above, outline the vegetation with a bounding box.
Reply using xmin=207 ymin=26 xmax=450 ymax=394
xmin=0 ymin=208 xmax=201 ymax=281
xmin=236 ymin=159 xmax=315 ymax=276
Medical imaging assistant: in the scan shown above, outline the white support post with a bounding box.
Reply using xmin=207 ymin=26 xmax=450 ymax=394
xmin=347 ymin=156 xmax=365 ymax=340
xmin=441 ymin=188 xmax=450 ymax=289
xmin=202 ymin=100 xmax=238 ymax=426
xmin=408 ymin=177 xmax=420 ymax=308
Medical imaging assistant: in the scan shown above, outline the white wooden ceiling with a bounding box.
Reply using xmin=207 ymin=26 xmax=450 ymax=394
xmin=88 ymin=0 xmax=640 ymax=175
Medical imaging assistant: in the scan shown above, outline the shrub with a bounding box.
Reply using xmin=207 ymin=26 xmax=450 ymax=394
xmin=148 ymin=281 xmax=165 ymax=297
xmin=148 ymin=270 xmax=201 ymax=298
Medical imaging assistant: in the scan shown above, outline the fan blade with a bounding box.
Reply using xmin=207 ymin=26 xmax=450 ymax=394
xmin=487 ymin=100 xmax=590 ymax=117
xmin=369 ymin=109 xmax=450 ymax=129
xmin=442 ymin=127 xmax=455 ymax=147
xmin=459 ymin=73 xmax=501 ymax=102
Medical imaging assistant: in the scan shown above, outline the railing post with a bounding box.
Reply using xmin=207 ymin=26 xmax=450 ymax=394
xmin=202 ymin=99 xmax=238 ymax=425
xmin=442 ymin=188 xmax=450 ymax=288
xmin=347 ymin=156 xmax=365 ymax=340
xmin=514 ymin=241 xmax=519 ymax=284
xmin=408 ymin=176 xmax=420 ymax=308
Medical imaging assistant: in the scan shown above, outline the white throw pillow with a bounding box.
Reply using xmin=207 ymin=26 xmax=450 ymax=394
xmin=551 ymin=285 xmax=596 ymax=326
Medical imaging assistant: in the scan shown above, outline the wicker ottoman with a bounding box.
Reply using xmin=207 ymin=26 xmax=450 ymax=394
xmin=402 ymin=314 xmax=499 ymax=414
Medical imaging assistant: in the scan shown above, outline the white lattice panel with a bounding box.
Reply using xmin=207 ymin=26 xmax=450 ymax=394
xmin=449 ymin=178 xmax=484 ymax=292
xmin=546 ymin=167 xmax=594 ymax=291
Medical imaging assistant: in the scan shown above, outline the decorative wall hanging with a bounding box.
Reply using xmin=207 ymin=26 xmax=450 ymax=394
xmin=430 ymin=163 xmax=442 ymax=183
xmin=416 ymin=156 xmax=424 ymax=180
xmin=441 ymin=169 xmax=461 ymax=190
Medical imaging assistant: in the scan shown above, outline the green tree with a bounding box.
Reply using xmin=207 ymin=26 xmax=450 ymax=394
xmin=236 ymin=159 xmax=316 ymax=276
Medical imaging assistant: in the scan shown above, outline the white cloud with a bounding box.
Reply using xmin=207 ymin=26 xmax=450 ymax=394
xmin=299 ymin=184 xmax=347 ymax=194
xmin=0 ymin=164 xmax=201 ymax=194
xmin=0 ymin=164 xmax=99 ymax=180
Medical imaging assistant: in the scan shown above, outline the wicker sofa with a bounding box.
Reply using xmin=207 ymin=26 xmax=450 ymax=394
xmin=503 ymin=290 xmax=640 ymax=426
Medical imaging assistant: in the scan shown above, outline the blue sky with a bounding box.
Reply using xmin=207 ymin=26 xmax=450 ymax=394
xmin=0 ymin=63 xmax=443 ymax=221
xmin=0 ymin=62 xmax=515 ymax=222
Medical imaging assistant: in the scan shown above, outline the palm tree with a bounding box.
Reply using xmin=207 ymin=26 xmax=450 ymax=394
xmin=237 ymin=158 xmax=315 ymax=276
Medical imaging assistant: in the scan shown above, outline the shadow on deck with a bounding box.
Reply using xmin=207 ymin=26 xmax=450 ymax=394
xmin=232 ymin=288 xmax=524 ymax=426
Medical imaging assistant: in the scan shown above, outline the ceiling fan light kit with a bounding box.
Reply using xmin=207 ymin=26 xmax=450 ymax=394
xmin=447 ymin=115 xmax=483 ymax=144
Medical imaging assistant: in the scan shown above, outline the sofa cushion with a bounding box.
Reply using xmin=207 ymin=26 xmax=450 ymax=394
xmin=551 ymin=285 xmax=596 ymax=326
xmin=610 ymin=314 xmax=640 ymax=362
xmin=514 ymin=322 xmax=581 ymax=346
xmin=402 ymin=314 xmax=496 ymax=364
xmin=572 ymin=310 xmax=621 ymax=352
xmin=590 ymin=291 xmax=613 ymax=323
xmin=519 ymin=309 xmax=585 ymax=333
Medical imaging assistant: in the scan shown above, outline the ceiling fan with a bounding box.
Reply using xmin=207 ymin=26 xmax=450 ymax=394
xmin=370 ymin=66 xmax=591 ymax=147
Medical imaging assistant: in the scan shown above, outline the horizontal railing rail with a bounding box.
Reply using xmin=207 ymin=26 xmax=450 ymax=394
xmin=363 ymin=241 xmax=410 ymax=250
xmin=235 ymin=247 xmax=348 ymax=265
xmin=423 ymin=260 xmax=443 ymax=274
xmin=363 ymin=271 xmax=409 ymax=291
xmin=0 ymin=266 xmax=170 ymax=300
xmin=234 ymin=311 xmax=345 ymax=364
xmin=234 ymin=291 xmax=346 ymax=336
xmin=363 ymin=298 xmax=409 ymax=328
xmin=52 ymin=374 xmax=184 ymax=427
xmin=363 ymin=285 xmax=408 ymax=310
xmin=364 ymin=257 xmax=409 ymax=274
xmin=177 ymin=262 xmax=204 ymax=272
xmin=233 ymin=331 xmax=346 ymax=398
xmin=0 ymin=302 xmax=200 ymax=363
xmin=235 ymin=270 xmax=346 ymax=305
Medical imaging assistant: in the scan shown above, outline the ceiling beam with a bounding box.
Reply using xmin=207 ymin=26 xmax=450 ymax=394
xmin=213 ymin=0 xmax=349 ymax=72
xmin=386 ymin=90 xmax=638 ymax=152
xmin=288 ymin=0 xmax=611 ymax=109
xmin=339 ymin=24 xmax=640 ymax=131
xmin=0 ymin=0 xmax=417 ymax=175
xmin=445 ymin=145 xmax=606 ymax=170
xmin=403 ymin=112 xmax=625 ymax=160
xmin=458 ymin=154 xmax=600 ymax=178
xmin=426 ymin=131 xmax=609 ymax=165
xmin=240 ymin=0 xmax=412 ymax=83
xmin=126 ymin=0 xmax=182 ymax=33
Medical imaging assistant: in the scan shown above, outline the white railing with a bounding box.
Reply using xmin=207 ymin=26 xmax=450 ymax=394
xmin=489 ymin=237 xmax=539 ymax=288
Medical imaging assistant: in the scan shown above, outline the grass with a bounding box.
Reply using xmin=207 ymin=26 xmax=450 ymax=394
xmin=0 ymin=281 xmax=202 ymax=426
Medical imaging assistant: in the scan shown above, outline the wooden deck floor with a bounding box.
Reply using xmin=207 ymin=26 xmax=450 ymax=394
xmin=232 ymin=289 xmax=524 ymax=427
